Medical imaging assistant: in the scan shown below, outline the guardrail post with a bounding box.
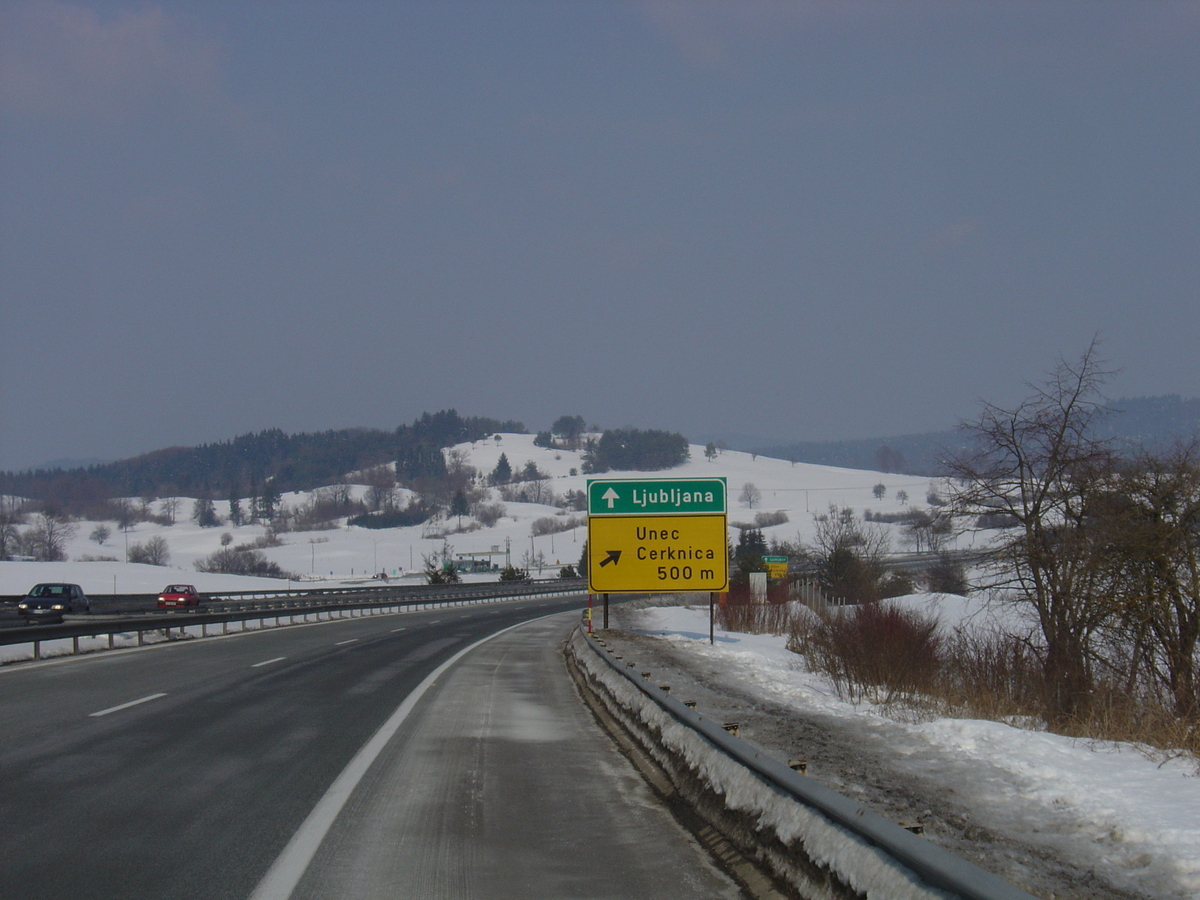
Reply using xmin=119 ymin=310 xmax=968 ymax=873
xmin=33 ymin=640 xmax=40 ymax=660
xmin=73 ymin=636 xmax=79 ymax=655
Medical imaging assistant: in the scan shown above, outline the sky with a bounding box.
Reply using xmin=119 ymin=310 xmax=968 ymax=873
xmin=2 ymin=1 xmax=1199 ymax=472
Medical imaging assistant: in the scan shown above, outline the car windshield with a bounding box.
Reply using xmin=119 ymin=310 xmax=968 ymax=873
xmin=166 ymin=586 xmax=190 ymax=593
xmin=30 ymin=585 xmax=68 ymax=598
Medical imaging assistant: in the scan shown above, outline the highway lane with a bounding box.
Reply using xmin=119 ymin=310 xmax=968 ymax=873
xmin=0 ymin=595 xmax=578 ymax=899
xmin=0 ymin=593 xmax=739 ymax=899
xmin=268 ymin=613 xmax=741 ymax=900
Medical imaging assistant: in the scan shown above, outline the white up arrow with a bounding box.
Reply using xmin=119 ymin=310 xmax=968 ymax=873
xmin=602 ymin=487 xmax=620 ymax=509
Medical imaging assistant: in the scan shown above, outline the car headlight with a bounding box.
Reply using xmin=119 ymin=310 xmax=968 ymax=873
xmin=17 ymin=602 xmax=27 ymax=610
xmin=51 ymin=604 xmax=65 ymax=611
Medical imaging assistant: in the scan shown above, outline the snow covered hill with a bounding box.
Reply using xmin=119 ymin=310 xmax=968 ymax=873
xmin=0 ymin=435 xmax=942 ymax=596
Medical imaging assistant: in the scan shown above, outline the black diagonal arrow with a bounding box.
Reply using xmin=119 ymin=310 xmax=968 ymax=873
xmin=599 ymin=550 xmax=622 ymax=567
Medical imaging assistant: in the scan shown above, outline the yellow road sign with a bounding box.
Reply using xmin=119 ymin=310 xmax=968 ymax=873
xmin=588 ymin=514 xmax=728 ymax=593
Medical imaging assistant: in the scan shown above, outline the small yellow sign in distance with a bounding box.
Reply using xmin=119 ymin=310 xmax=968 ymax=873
xmin=588 ymin=514 xmax=728 ymax=593
xmin=766 ymin=563 xmax=788 ymax=579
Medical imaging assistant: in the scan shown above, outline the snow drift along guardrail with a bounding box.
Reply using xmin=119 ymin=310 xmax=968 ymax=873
xmin=569 ymin=626 xmax=1036 ymax=900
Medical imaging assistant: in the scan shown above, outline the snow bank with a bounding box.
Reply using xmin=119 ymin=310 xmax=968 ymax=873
xmin=635 ymin=604 xmax=1200 ymax=898
xmin=569 ymin=629 xmax=961 ymax=900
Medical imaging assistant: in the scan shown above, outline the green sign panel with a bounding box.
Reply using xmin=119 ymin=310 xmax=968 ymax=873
xmin=587 ymin=478 xmax=727 ymax=516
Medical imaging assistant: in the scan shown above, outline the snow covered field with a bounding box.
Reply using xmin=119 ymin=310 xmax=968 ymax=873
xmin=628 ymin=603 xmax=1200 ymax=900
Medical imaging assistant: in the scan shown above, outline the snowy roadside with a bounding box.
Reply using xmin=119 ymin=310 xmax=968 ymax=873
xmin=602 ymin=601 xmax=1200 ymax=900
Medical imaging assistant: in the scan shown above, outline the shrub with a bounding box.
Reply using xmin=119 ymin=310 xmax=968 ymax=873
xmin=425 ymin=562 xmax=459 ymax=584
xmin=194 ymin=547 xmax=293 ymax=578
xmin=753 ymin=510 xmax=789 ymax=528
xmin=976 ymin=511 xmax=1019 ymax=529
xmin=715 ymin=583 xmax=797 ymax=635
xmin=926 ymin=554 xmax=969 ymax=595
xmin=349 ymin=501 xmax=431 ymax=529
xmin=530 ymin=515 xmax=584 ymax=537
xmin=877 ymin=570 xmax=915 ymax=599
xmin=128 ymin=535 xmax=170 ymax=566
xmin=475 ymin=502 xmax=506 ymax=527
xmin=499 ymin=565 xmax=528 ymax=581
xmin=791 ymin=602 xmax=942 ymax=704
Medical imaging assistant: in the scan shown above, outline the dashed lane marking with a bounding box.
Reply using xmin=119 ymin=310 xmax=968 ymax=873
xmin=89 ymin=692 xmax=168 ymax=718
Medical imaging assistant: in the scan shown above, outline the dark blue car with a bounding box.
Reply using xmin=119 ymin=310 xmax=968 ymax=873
xmin=17 ymin=583 xmax=90 ymax=622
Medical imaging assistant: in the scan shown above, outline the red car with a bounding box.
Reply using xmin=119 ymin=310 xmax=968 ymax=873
xmin=158 ymin=584 xmax=203 ymax=609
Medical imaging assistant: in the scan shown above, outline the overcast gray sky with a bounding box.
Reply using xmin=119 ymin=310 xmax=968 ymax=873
xmin=2 ymin=1 xmax=1198 ymax=471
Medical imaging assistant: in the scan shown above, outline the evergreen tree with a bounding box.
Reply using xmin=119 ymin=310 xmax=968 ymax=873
xmin=551 ymin=415 xmax=587 ymax=449
xmin=228 ymin=489 xmax=243 ymax=527
xmin=257 ymin=481 xmax=281 ymax=522
xmin=490 ymin=453 xmax=512 ymax=485
xmin=734 ymin=527 xmax=768 ymax=577
xmin=450 ymin=489 xmax=470 ymax=526
xmin=193 ymin=497 xmax=219 ymax=528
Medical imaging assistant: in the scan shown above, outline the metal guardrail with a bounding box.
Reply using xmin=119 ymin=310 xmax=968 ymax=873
xmin=577 ymin=626 xmax=1036 ymax=900
xmin=0 ymin=581 xmax=586 ymax=661
xmin=0 ymin=578 xmax=584 ymax=614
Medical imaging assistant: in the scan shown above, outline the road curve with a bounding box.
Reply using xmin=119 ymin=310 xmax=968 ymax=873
xmin=0 ymin=594 xmax=737 ymax=899
xmin=272 ymin=613 xmax=740 ymax=899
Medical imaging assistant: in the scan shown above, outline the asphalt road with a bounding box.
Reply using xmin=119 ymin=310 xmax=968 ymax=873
xmin=0 ymin=593 xmax=739 ymax=900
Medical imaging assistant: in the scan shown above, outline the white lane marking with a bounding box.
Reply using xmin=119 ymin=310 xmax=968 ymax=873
xmin=252 ymin=657 xmax=287 ymax=668
xmin=390 ymin=627 xmax=407 ymax=633
xmin=335 ymin=639 xmax=358 ymax=646
xmin=248 ymin=618 xmax=535 ymax=900
xmin=89 ymin=692 xmax=168 ymax=718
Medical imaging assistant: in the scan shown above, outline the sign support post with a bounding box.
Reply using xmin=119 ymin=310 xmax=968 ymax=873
xmin=709 ymin=591 xmax=715 ymax=645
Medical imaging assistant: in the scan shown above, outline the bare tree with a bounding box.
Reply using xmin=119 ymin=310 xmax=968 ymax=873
xmin=90 ymin=524 xmax=112 ymax=546
xmin=29 ymin=512 xmax=77 ymax=561
xmin=901 ymin=507 xmax=956 ymax=554
xmin=363 ymin=465 xmax=397 ymax=512
xmin=739 ymin=482 xmax=762 ymax=509
xmin=1104 ymin=445 xmax=1200 ymax=718
xmin=129 ymin=535 xmax=170 ymax=566
xmin=0 ymin=508 xmax=19 ymax=560
xmin=946 ymin=341 xmax=1116 ymax=723
xmin=805 ymin=505 xmax=891 ymax=603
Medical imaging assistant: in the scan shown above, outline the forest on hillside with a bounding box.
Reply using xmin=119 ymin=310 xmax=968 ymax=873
xmin=0 ymin=411 xmax=690 ymax=524
xmin=0 ymin=410 xmax=523 ymax=512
